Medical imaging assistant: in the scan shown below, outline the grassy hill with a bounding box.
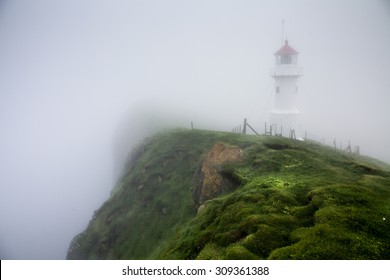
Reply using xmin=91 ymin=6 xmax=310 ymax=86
xmin=67 ymin=129 xmax=390 ymax=259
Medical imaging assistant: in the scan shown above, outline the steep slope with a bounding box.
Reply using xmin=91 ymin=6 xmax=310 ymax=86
xmin=67 ymin=129 xmax=390 ymax=259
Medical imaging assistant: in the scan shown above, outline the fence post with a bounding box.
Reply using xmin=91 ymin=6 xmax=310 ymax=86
xmin=243 ymin=118 xmax=247 ymax=134
xmin=354 ymin=145 xmax=360 ymax=155
xmin=346 ymin=141 xmax=351 ymax=153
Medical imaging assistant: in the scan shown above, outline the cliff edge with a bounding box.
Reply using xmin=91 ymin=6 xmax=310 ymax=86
xmin=67 ymin=129 xmax=390 ymax=259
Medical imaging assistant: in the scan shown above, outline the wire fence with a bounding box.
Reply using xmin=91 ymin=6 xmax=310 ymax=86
xmin=230 ymin=118 xmax=360 ymax=156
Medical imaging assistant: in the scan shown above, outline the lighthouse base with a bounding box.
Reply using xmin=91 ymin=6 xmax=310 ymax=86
xmin=270 ymin=111 xmax=302 ymax=140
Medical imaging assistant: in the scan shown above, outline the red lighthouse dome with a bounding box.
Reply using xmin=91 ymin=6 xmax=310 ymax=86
xmin=274 ymin=40 xmax=299 ymax=65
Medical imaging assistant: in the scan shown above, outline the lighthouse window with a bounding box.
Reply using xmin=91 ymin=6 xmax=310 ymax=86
xmin=281 ymin=55 xmax=292 ymax=64
xmin=276 ymin=56 xmax=281 ymax=65
xmin=276 ymin=86 xmax=280 ymax=93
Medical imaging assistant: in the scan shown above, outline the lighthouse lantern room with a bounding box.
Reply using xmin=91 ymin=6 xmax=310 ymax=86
xmin=270 ymin=40 xmax=303 ymax=139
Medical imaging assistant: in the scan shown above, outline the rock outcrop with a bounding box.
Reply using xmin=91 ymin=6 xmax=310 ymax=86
xmin=192 ymin=143 xmax=243 ymax=207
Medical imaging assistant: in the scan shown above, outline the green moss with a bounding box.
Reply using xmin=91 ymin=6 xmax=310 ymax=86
xmin=225 ymin=245 xmax=258 ymax=260
xmin=243 ymin=224 xmax=289 ymax=258
xmin=269 ymin=224 xmax=385 ymax=260
xmin=196 ymin=243 xmax=225 ymax=260
xmin=67 ymin=129 xmax=390 ymax=260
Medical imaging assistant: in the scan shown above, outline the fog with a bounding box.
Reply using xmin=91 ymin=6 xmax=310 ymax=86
xmin=0 ymin=0 xmax=389 ymax=259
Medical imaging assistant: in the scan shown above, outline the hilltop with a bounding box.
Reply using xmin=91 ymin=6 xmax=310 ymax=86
xmin=67 ymin=129 xmax=390 ymax=259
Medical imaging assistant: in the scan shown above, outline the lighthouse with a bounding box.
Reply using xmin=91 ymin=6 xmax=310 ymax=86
xmin=270 ymin=40 xmax=303 ymax=139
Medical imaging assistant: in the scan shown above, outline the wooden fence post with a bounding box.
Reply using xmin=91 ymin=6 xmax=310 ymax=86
xmin=354 ymin=145 xmax=360 ymax=155
xmin=243 ymin=118 xmax=247 ymax=134
xmin=290 ymin=129 xmax=296 ymax=139
xmin=346 ymin=141 xmax=352 ymax=153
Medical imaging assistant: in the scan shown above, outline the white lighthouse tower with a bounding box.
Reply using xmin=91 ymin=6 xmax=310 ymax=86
xmin=270 ymin=40 xmax=303 ymax=139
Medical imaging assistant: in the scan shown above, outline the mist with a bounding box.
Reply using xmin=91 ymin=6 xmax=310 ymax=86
xmin=1 ymin=0 xmax=389 ymax=259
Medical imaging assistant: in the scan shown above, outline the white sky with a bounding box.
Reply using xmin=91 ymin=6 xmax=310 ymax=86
xmin=0 ymin=0 xmax=389 ymax=259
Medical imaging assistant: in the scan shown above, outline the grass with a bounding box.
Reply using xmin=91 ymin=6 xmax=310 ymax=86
xmin=67 ymin=128 xmax=390 ymax=260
